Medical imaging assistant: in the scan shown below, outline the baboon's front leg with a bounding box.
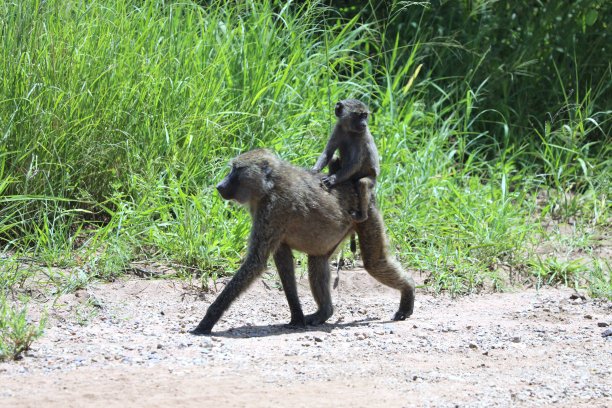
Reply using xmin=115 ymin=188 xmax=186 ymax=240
xmin=191 ymin=220 xmax=279 ymax=335
xmin=305 ymin=255 xmax=334 ymax=325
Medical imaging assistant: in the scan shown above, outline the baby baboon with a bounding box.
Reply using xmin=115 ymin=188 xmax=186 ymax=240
xmin=190 ymin=149 xmax=414 ymax=335
xmin=313 ymin=99 xmax=379 ymax=223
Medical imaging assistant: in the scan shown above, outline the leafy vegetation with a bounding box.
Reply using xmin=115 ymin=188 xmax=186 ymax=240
xmin=0 ymin=0 xmax=610 ymax=350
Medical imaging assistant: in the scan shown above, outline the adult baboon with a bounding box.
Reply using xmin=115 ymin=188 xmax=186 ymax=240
xmin=191 ymin=149 xmax=414 ymax=335
xmin=313 ymin=99 xmax=379 ymax=223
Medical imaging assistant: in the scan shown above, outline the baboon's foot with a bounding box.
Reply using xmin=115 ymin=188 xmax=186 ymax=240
xmin=392 ymin=309 xmax=412 ymax=321
xmin=393 ymin=288 xmax=415 ymax=321
xmin=392 ymin=296 xmax=414 ymax=320
xmin=284 ymin=316 xmax=306 ymax=329
xmin=305 ymin=308 xmax=333 ymax=326
xmin=349 ymin=210 xmax=368 ymax=223
xmin=283 ymin=322 xmax=305 ymax=330
xmin=190 ymin=325 xmax=212 ymax=336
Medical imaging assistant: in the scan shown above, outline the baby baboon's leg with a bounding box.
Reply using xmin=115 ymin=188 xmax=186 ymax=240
xmin=305 ymin=254 xmax=334 ymax=325
xmin=273 ymin=243 xmax=305 ymax=327
xmin=351 ymin=177 xmax=374 ymax=223
xmin=329 ymin=155 xmax=359 ymax=250
xmin=355 ymin=205 xmax=415 ymax=320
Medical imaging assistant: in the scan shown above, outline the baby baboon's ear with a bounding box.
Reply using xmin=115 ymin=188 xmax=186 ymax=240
xmin=334 ymin=101 xmax=344 ymax=117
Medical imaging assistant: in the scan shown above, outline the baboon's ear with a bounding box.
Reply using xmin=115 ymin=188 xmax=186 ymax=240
xmin=334 ymin=101 xmax=344 ymax=117
xmin=263 ymin=161 xmax=274 ymax=191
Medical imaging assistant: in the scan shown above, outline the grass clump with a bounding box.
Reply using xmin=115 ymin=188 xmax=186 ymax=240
xmin=0 ymin=296 xmax=46 ymax=361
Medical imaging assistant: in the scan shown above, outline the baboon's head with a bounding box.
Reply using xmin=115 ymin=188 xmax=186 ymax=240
xmin=216 ymin=149 xmax=277 ymax=205
xmin=335 ymin=99 xmax=370 ymax=133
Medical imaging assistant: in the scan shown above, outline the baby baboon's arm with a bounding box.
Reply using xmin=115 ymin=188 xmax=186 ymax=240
xmin=313 ymin=127 xmax=340 ymax=173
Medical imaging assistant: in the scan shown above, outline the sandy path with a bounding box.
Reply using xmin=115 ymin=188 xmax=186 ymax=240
xmin=1 ymin=269 xmax=611 ymax=407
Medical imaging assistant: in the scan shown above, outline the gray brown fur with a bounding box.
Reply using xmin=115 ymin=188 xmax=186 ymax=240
xmin=191 ymin=149 xmax=414 ymax=335
xmin=313 ymin=99 xmax=379 ymax=223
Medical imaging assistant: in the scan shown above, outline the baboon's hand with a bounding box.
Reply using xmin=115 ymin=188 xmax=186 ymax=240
xmin=321 ymin=174 xmax=336 ymax=189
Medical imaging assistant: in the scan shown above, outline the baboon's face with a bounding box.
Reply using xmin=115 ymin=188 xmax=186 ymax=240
xmin=216 ymin=165 xmax=249 ymax=203
xmin=216 ymin=151 xmax=275 ymax=205
xmin=335 ymin=99 xmax=370 ymax=133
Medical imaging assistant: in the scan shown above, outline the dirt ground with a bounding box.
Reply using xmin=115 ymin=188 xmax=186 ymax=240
xmin=1 ymin=268 xmax=611 ymax=408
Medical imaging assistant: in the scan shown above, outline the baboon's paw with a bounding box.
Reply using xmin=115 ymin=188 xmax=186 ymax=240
xmin=392 ymin=310 xmax=412 ymax=321
xmin=190 ymin=326 xmax=212 ymax=336
xmin=284 ymin=317 xmax=306 ymax=329
xmin=305 ymin=312 xmax=332 ymax=326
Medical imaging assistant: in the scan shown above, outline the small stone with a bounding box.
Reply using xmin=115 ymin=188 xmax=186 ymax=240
xmin=469 ymin=343 xmax=478 ymax=349
xmin=597 ymin=322 xmax=609 ymax=328
xmin=313 ymin=337 xmax=323 ymax=343
xmin=584 ymin=315 xmax=593 ymax=319
xmin=511 ymin=337 xmax=521 ymax=343
xmin=602 ymin=329 xmax=612 ymax=338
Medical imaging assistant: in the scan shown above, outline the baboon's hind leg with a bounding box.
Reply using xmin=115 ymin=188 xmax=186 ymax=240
xmin=355 ymin=205 xmax=415 ymax=320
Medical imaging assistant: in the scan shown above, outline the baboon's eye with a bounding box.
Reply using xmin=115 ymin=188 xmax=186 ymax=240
xmin=229 ymin=166 xmax=243 ymax=179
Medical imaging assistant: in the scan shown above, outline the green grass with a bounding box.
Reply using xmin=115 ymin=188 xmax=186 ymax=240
xmin=0 ymin=293 xmax=46 ymax=361
xmin=0 ymin=0 xmax=610 ymax=351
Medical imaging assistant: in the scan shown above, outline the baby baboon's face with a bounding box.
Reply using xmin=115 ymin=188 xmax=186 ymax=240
xmin=335 ymin=99 xmax=370 ymax=133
